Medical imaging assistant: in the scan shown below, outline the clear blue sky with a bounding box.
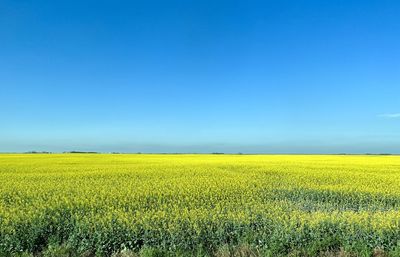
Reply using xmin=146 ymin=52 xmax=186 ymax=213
xmin=1 ymin=0 xmax=399 ymax=153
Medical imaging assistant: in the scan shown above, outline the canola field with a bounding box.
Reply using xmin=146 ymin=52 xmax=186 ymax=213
xmin=1 ymin=154 xmax=400 ymax=257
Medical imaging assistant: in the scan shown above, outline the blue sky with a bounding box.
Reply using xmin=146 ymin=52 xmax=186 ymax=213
xmin=1 ymin=0 xmax=399 ymax=153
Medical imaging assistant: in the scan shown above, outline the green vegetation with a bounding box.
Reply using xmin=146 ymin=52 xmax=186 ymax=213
xmin=1 ymin=154 xmax=400 ymax=256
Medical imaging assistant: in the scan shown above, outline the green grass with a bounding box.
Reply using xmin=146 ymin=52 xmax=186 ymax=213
xmin=1 ymin=154 xmax=400 ymax=256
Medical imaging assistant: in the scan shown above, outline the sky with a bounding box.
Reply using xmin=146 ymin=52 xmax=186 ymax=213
xmin=1 ymin=0 xmax=399 ymax=153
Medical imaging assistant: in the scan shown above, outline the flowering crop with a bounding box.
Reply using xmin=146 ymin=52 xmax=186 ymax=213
xmin=1 ymin=154 xmax=400 ymax=256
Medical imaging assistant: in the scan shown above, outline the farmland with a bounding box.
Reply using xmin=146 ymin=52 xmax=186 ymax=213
xmin=1 ymin=154 xmax=400 ymax=256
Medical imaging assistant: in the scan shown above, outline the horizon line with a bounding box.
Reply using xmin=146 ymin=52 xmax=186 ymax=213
xmin=0 ymin=151 xmax=399 ymax=156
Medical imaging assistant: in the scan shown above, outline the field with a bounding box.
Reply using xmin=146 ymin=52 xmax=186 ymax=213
xmin=1 ymin=154 xmax=400 ymax=257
